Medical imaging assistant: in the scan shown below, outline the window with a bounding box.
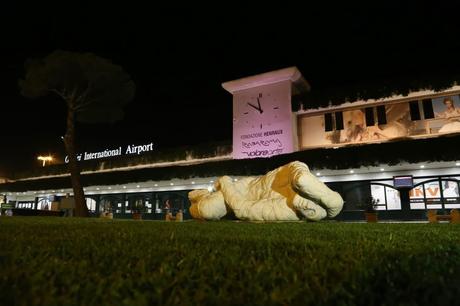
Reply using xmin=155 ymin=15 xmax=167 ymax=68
xmin=422 ymin=99 xmax=434 ymax=119
xmin=16 ymin=202 xmax=34 ymax=209
xmin=85 ymin=198 xmax=96 ymax=212
xmin=365 ymin=107 xmax=375 ymax=126
xmin=145 ymin=200 xmax=152 ymax=214
xmin=376 ymin=105 xmax=387 ymax=125
xmin=335 ymin=111 xmax=344 ymax=130
xmin=99 ymin=199 xmax=114 ymax=213
xmin=37 ymin=198 xmax=51 ymax=210
xmin=409 ymin=101 xmax=421 ymax=120
xmin=99 ymin=196 xmax=122 ymax=214
xmin=324 ymin=113 xmax=333 ymax=131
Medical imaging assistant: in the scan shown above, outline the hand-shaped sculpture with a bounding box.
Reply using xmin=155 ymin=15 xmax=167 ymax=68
xmin=188 ymin=161 xmax=343 ymax=221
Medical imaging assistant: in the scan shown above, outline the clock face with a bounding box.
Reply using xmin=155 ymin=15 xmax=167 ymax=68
xmin=234 ymin=91 xmax=282 ymax=130
xmin=231 ymin=80 xmax=295 ymax=159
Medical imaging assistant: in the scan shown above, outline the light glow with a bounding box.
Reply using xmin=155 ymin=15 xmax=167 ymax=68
xmin=37 ymin=155 xmax=53 ymax=166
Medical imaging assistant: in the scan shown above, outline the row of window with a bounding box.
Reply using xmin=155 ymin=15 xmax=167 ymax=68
xmin=13 ymin=192 xmax=190 ymax=215
xmin=409 ymin=99 xmax=435 ymax=121
xmin=324 ymin=105 xmax=388 ymax=132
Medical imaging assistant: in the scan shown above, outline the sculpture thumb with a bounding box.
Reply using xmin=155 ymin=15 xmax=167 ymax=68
xmin=319 ymin=191 xmax=344 ymax=218
xmin=188 ymin=189 xmax=227 ymax=220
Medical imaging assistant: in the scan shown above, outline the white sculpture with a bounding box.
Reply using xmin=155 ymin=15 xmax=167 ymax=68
xmin=188 ymin=161 xmax=343 ymax=221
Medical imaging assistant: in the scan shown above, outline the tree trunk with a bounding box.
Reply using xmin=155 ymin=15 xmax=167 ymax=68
xmin=64 ymin=107 xmax=89 ymax=217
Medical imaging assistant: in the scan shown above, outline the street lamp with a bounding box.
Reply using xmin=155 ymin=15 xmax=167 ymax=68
xmin=37 ymin=155 xmax=53 ymax=167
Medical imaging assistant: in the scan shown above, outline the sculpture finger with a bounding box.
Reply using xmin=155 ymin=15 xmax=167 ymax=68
xmin=289 ymin=161 xmax=343 ymax=218
xmin=188 ymin=189 xmax=227 ymax=220
xmin=292 ymin=193 xmax=327 ymax=221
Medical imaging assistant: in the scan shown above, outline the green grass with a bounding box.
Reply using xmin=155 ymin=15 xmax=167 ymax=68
xmin=0 ymin=217 xmax=459 ymax=306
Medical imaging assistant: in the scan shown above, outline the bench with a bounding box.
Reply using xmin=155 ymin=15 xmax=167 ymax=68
xmin=427 ymin=209 xmax=460 ymax=223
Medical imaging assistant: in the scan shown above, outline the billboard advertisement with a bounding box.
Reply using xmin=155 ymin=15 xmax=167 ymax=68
xmin=429 ymin=95 xmax=460 ymax=133
xmin=409 ymin=179 xmax=460 ymax=209
xmin=370 ymin=184 xmax=401 ymax=210
xmin=299 ymin=94 xmax=460 ymax=149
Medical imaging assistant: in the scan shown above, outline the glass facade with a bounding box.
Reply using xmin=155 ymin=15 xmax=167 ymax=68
xmin=327 ymin=175 xmax=460 ymax=220
xmin=4 ymin=190 xmax=192 ymax=220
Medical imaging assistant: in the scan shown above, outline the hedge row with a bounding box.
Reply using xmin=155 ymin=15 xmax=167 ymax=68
xmin=2 ymin=133 xmax=460 ymax=192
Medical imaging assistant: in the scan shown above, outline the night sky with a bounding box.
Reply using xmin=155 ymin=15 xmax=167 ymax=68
xmin=2 ymin=2 xmax=460 ymax=174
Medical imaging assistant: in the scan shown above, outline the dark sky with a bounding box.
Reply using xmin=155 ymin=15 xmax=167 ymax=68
xmin=2 ymin=2 xmax=460 ymax=173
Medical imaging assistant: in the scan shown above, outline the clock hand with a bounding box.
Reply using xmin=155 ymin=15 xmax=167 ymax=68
xmin=247 ymin=102 xmax=263 ymax=113
xmin=256 ymin=97 xmax=263 ymax=113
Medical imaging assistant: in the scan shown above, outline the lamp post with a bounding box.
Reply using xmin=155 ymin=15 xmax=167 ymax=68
xmin=37 ymin=155 xmax=53 ymax=167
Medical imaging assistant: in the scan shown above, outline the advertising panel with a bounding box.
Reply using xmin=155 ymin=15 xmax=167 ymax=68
xmin=299 ymin=94 xmax=460 ymax=149
xmin=410 ymin=181 xmax=442 ymax=209
xmin=370 ymin=184 xmax=401 ymax=210
xmin=441 ymin=180 xmax=460 ymax=208
xmin=429 ymin=95 xmax=460 ymax=133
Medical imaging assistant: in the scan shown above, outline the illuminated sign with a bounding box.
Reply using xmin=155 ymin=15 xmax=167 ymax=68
xmin=393 ymin=176 xmax=414 ymax=188
xmin=65 ymin=142 xmax=154 ymax=163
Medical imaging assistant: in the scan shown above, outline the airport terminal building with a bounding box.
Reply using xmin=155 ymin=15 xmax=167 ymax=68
xmin=2 ymin=67 xmax=460 ymax=220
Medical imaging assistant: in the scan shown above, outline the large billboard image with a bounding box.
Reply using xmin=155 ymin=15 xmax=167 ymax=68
xmin=299 ymin=94 xmax=460 ymax=149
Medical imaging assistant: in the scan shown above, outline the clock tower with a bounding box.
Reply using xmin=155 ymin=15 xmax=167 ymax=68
xmin=222 ymin=67 xmax=309 ymax=159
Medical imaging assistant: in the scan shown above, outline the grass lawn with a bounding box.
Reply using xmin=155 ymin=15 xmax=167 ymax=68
xmin=0 ymin=217 xmax=459 ymax=306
